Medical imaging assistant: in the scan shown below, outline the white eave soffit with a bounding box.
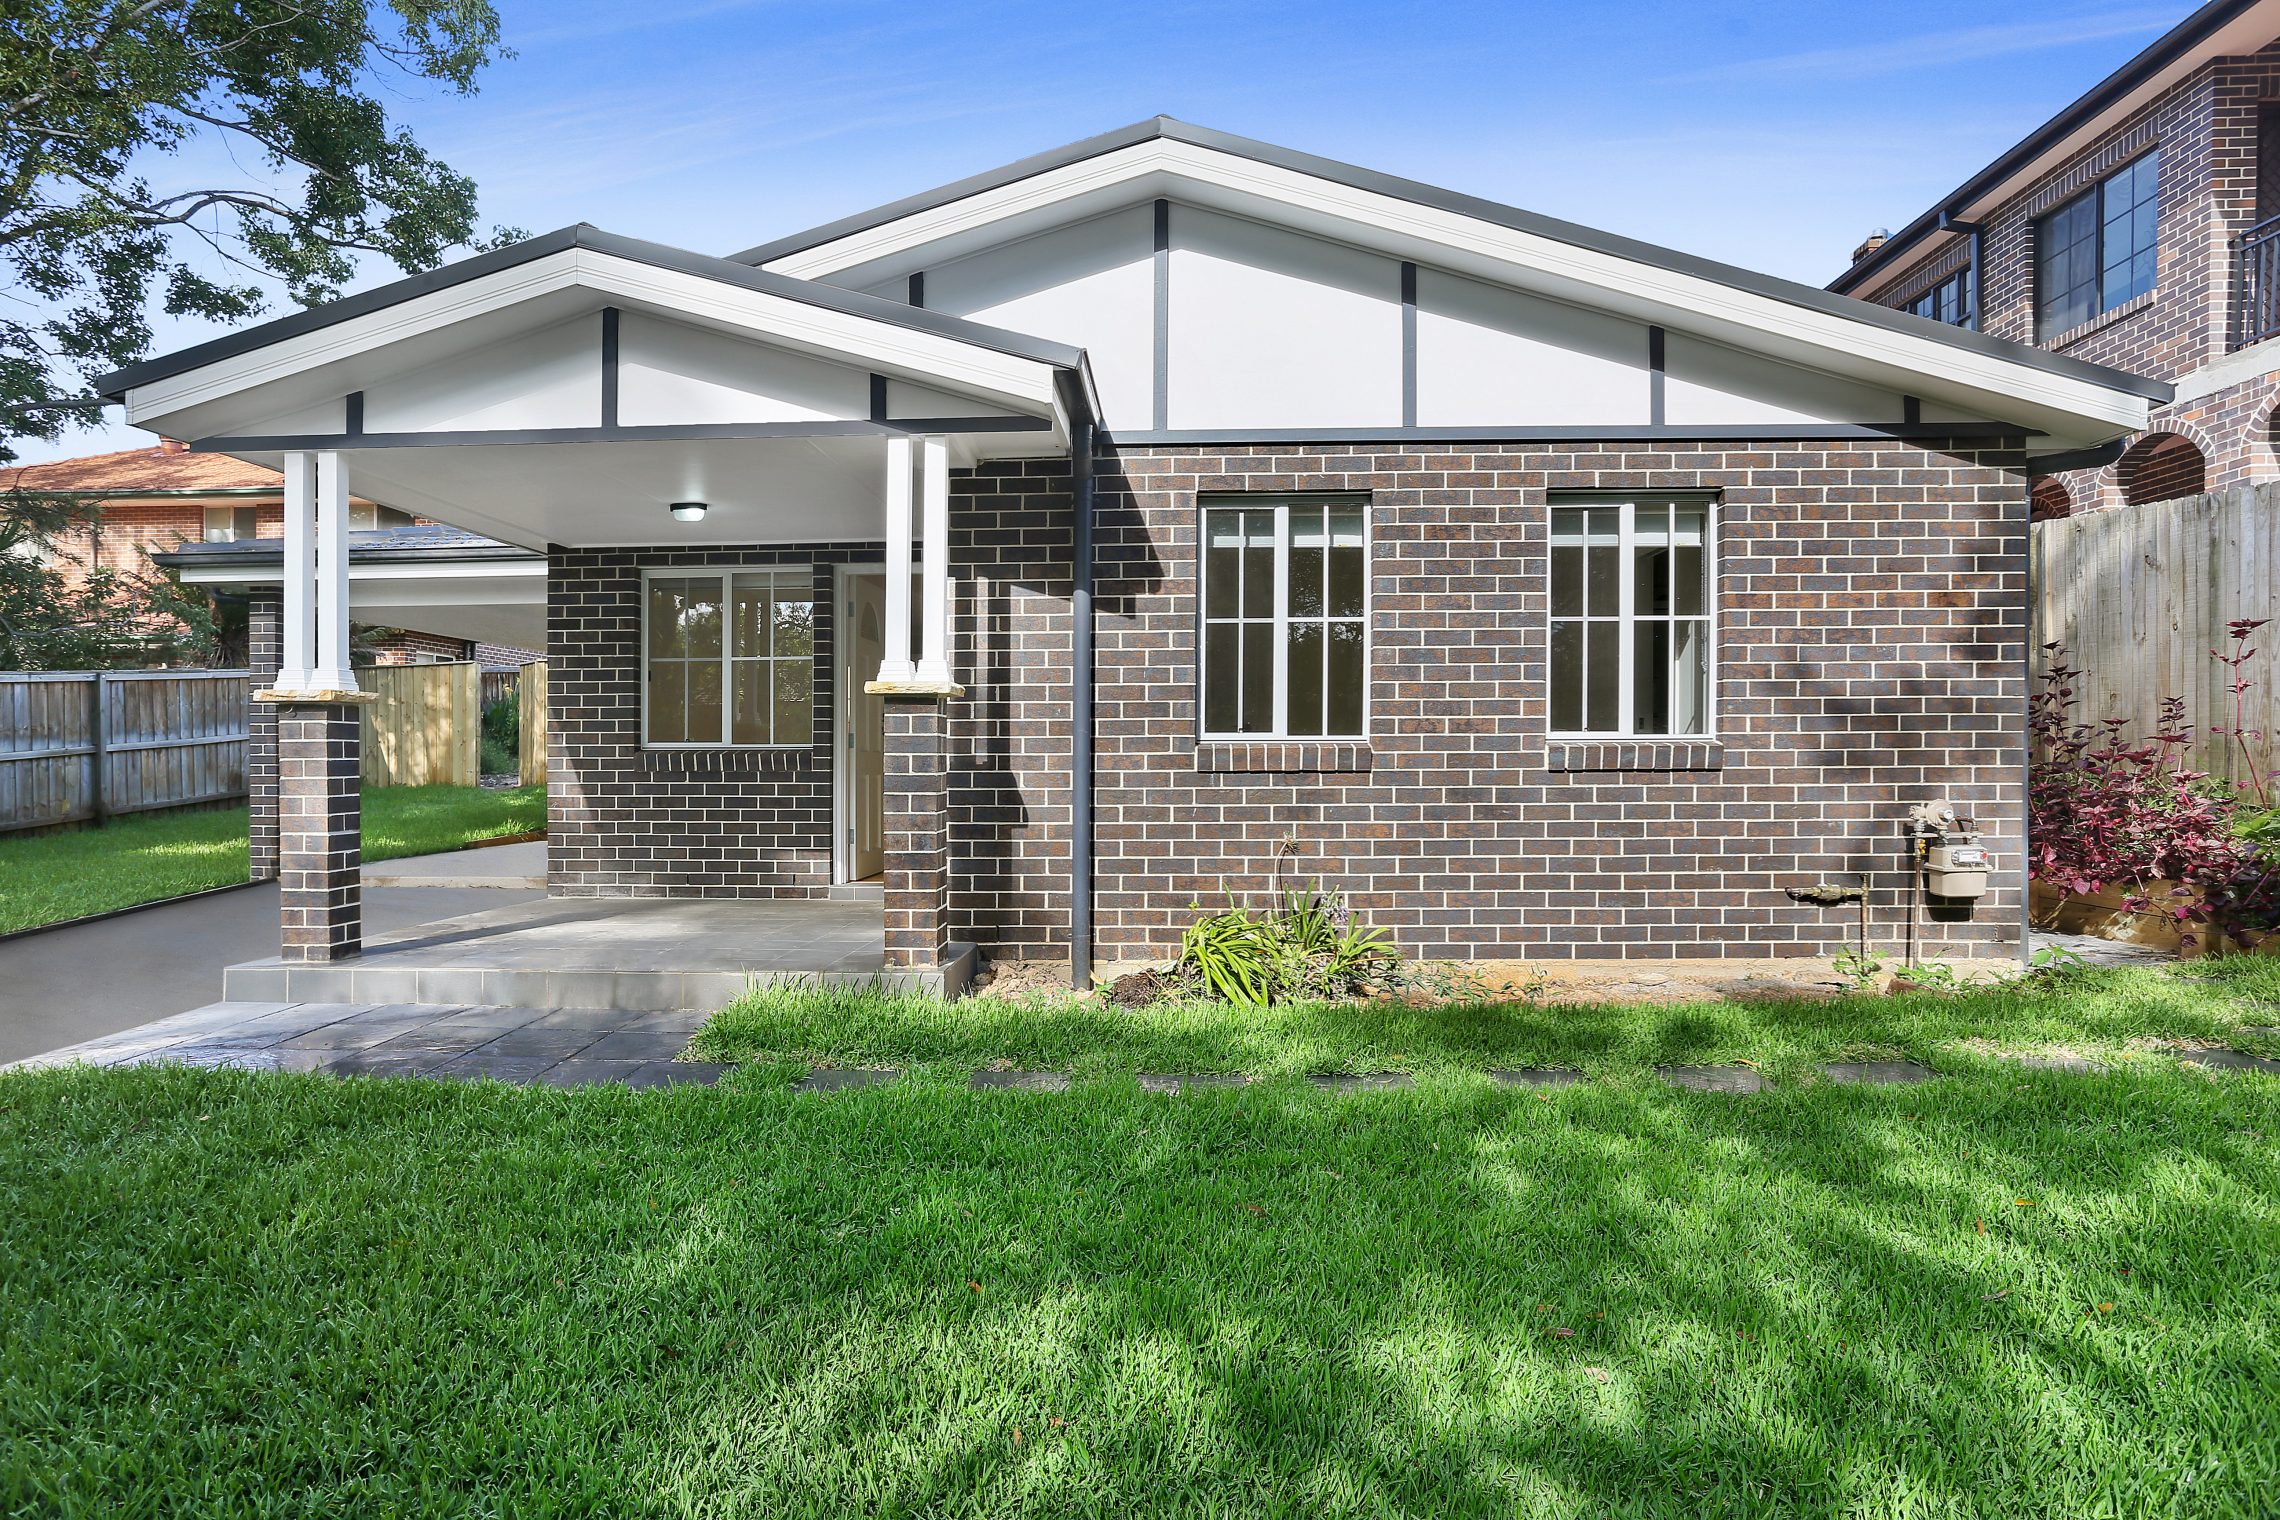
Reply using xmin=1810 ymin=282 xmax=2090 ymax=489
xmin=121 ymin=247 xmax=1071 ymax=438
xmin=762 ymin=137 xmax=2156 ymax=439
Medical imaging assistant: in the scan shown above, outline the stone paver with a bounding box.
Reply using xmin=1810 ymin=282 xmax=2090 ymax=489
xmin=1138 ymin=1072 xmax=1249 ymax=1093
xmin=1657 ymin=1065 xmax=1765 ymax=1093
xmin=8 ymin=999 xmax=722 ymax=1088
xmin=1308 ymin=1071 xmax=1413 ymax=1090
xmin=1820 ymin=1060 xmax=1938 ymax=1085
xmin=794 ymin=1066 xmax=904 ymax=1092
xmin=2179 ymin=1047 xmax=2280 ymax=1075
xmin=970 ymin=1069 xmax=1071 ymax=1092
xmin=1493 ymin=1068 xmax=1588 ymax=1087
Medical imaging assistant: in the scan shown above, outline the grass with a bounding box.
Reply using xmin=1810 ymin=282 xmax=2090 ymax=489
xmin=0 ymin=784 xmax=545 ymax=935
xmin=3 ymin=974 xmax=2278 ymax=1515
xmin=689 ymin=955 xmax=2280 ymax=1079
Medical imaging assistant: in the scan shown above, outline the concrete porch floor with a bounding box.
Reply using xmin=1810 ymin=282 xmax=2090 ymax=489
xmin=222 ymin=895 xmax=975 ymax=1010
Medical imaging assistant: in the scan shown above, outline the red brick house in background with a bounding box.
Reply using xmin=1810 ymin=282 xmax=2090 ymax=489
xmin=4 ymin=440 xmax=538 ymax=666
xmin=1832 ymin=0 xmax=2280 ymax=519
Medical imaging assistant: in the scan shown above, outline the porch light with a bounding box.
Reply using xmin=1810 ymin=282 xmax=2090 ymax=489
xmin=669 ymin=500 xmax=708 ymax=523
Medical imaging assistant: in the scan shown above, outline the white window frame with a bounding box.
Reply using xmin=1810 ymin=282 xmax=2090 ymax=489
xmin=639 ymin=566 xmax=816 ymax=750
xmin=203 ymin=505 xmax=258 ymax=543
xmin=1198 ymin=495 xmax=1371 ymax=741
xmin=1546 ymin=494 xmax=1718 ymax=741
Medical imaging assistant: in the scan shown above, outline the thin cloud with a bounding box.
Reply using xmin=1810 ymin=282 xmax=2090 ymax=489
xmin=1675 ymin=9 xmax=2175 ymax=83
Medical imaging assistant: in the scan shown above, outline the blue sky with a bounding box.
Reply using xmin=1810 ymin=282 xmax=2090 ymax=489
xmin=23 ymin=0 xmax=2186 ymax=460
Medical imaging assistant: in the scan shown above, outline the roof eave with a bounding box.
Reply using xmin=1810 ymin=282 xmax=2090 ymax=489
xmin=96 ymin=225 xmax=1087 ymax=404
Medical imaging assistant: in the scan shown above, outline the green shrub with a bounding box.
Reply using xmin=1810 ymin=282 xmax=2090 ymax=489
xmin=480 ymin=692 xmax=519 ymax=776
xmin=1173 ymin=881 xmax=1397 ymax=1005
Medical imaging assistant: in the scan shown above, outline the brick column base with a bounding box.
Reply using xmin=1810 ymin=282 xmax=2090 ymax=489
xmin=246 ymin=592 xmax=283 ymax=881
xmin=275 ymin=700 xmax=365 ymax=962
xmin=883 ymin=698 xmax=951 ymax=969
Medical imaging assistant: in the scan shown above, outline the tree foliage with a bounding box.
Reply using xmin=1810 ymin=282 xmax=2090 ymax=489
xmin=0 ymin=0 xmax=513 ymax=666
xmin=1 ymin=0 xmax=514 ymax=462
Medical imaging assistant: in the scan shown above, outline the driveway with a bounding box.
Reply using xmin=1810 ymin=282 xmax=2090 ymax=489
xmin=0 ymin=878 xmax=544 ymax=1067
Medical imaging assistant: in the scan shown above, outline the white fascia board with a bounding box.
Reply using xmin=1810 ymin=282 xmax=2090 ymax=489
xmin=768 ymin=139 xmax=2153 ymax=440
xmin=176 ymin=559 xmax=546 ymax=587
xmin=126 ymin=248 xmax=1068 ymax=439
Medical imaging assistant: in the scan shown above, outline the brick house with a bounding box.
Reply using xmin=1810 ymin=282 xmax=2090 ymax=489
xmin=5 ymin=441 xmax=539 ymax=665
xmin=1831 ymin=0 xmax=2280 ymax=519
xmin=97 ymin=119 xmax=2162 ymax=991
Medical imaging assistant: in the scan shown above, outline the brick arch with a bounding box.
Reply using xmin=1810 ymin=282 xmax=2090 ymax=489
xmin=2030 ymin=476 xmax=2073 ymax=520
xmin=2116 ymin=430 xmax=2208 ymax=506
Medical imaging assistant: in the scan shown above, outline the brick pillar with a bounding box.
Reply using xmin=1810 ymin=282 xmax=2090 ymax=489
xmin=275 ymin=700 xmax=365 ymax=962
xmin=882 ymin=698 xmax=951 ymax=968
xmin=245 ymin=591 xmax=283 ymax=881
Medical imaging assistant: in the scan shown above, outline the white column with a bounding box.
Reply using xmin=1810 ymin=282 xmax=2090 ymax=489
xmin=278 ymin=450 xmax=315 ymax=693
xmin=308 ymin=450 xmax=359 ymax=693
xmin=915 ymin=434 xmax=953 ymax=686
xmin=876 ymin=434 xmax=917 ymax=684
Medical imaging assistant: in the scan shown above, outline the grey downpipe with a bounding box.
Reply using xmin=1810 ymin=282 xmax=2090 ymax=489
xmin=1070 ymin=423 xmax=1096 ymax=989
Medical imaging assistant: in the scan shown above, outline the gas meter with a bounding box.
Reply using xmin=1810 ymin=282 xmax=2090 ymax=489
xmin=1906 ymin=801 xmax=1991 ymax=899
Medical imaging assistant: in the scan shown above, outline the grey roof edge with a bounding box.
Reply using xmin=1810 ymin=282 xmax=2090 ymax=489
xmin=153 ymin=534 xmax=540 ymax=572
xmin=95 ymin=226 xmax=1087 ymax=403
xmin=1829 ymin=0 xmax=2264 ymax=297
xmin=728 ymin=115 xmax=2173 ymax=407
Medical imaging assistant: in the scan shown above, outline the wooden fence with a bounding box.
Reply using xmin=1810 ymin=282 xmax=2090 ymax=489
xmin=2031 ymin=482 xmax=2280 ymax=788
xmin=0 ymin=670 xmax=250 ymax=833
xmin=361 ymin=662 xmax=480 ymax=787
xmin=518 ymin=660 xmax=547 ymax=788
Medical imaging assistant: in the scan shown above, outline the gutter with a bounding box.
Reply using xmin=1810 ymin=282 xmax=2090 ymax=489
xmin=1830 ymin=0 xmax=2264 ymax=297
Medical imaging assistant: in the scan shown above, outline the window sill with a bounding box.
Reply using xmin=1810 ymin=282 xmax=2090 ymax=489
xmin=2045 ymin=290 xmax=2156 ymax=350
xmin=1546 ymin=739 xmax=1723 ymax=773
xmin=640 ymin=746 xmax=818 ymax=773
xmin=1195 ymin=740 xmax=1372 ymax=775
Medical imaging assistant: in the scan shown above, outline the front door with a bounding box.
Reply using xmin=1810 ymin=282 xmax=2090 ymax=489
xmin=840 ymin=570 xmax=887 ymax=880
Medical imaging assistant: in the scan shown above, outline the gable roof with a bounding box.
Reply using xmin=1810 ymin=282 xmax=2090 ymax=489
xmin=3 ymin=443 xmax=282 ymax=497
xmin=736 ymin=115 xmax=2170 ymax=410
xmin=1831 ymin=0 xmax=2280 ymax=298
xmin=94 ymin=224 xmax=1090 ymax=406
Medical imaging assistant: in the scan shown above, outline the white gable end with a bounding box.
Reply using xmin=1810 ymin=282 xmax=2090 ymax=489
xmin=754 ymin=122 xmax=2160 ymax=447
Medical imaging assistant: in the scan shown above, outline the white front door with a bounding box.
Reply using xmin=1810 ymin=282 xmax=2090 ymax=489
xmin=841 ymin=570 xmax=887 ymax=880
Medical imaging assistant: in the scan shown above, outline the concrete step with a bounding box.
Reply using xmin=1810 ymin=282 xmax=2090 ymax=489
xmin=223 ymin=941 xmax=976 ymax=1011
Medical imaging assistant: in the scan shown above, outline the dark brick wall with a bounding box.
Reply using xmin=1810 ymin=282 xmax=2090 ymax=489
xmin=276 ymin=701 xmax=362 ymax=962
xmin=547 ymin=545 xmax=854 ymax=898
xmin=1088 ymin=438 xmax=2029 ymax=962
xmin=542 ymin=465 xmax=1076 ymax=955
xmin=246 ymin=590 xmax=281 ymax=882
xmin=884 ymin=700 xmax=951 ymax=964
xmin=542 ymin=436 xmax=2025 ymax=966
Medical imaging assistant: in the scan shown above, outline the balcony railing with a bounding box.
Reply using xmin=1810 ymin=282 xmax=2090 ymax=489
xmin=2235 ymin=213 xmax=2280 ymax=349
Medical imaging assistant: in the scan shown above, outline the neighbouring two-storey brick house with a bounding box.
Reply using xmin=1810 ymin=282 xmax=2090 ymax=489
xmin=1833 ymin=0 xmax=2280 ymax=520
xmin=96 ymin=119 xmax=2161 ymax=997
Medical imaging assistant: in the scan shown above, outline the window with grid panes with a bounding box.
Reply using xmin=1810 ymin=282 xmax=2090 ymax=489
xmin=1548 ymin=497 xmax=1711 ymax=736
xmin=1201 ymin=499 xmax=1367 ymax=737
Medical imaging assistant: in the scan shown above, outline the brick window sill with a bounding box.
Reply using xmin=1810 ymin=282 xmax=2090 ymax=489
xmin=2046 ymin=290 xmax=2156 ymax=351
xmin=1194 ymin=740 xmax=1373 ymax=775
xmin=1546 ymin=739 xmax=1724 ymax=773
xmin=640 ymin=746 xmax=820 ymax=774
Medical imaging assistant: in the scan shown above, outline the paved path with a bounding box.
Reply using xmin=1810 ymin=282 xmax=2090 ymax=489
xmin=0 ymin=881 xmax=544 ymax=1067
xmin=12 ymin=1000 xmax=724 ymax=1088
xmin=362 ymin=840 xmax=546 ymax=888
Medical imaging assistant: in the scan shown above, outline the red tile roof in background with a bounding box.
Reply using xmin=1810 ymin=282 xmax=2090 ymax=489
xmin=3 ymin=441 xmax=280 ymax=496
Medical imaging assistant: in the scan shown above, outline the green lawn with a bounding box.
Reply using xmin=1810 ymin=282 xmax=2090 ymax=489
xmin=3 ymin=973 xmax=2277 ymax=1516
xmin=0 ymin=784 xmax=545 ymax=935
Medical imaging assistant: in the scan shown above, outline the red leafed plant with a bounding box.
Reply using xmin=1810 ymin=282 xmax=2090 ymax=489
xmin=2029 ymin=634 xmax=2280 ymax=947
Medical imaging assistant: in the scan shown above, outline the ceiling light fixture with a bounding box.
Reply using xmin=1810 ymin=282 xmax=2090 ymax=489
xmin=669 ymin=501 xmax=708 ymax=523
